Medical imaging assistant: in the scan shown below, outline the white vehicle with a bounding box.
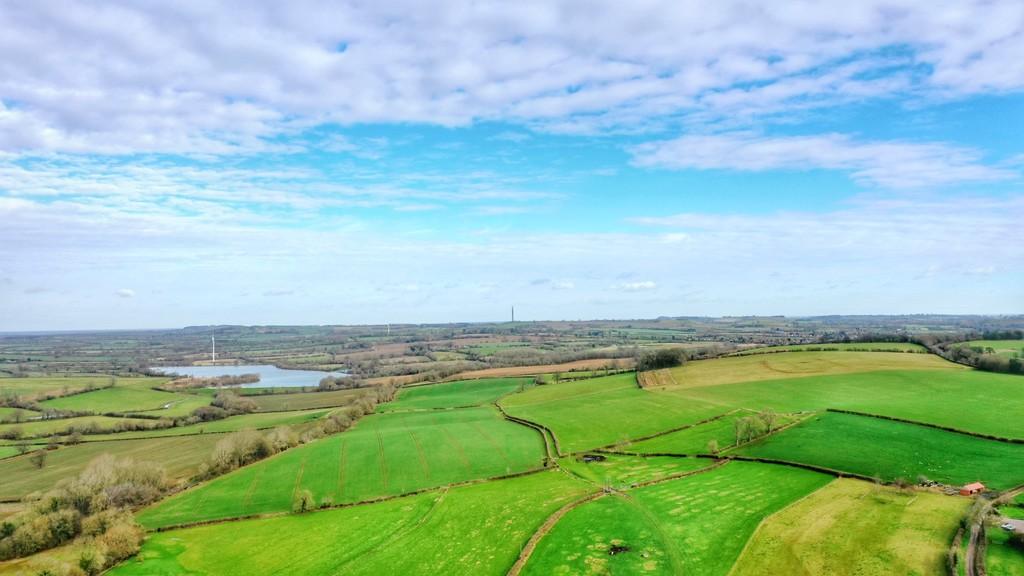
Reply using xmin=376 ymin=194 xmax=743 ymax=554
xmin=1001 ymin=522 xmax=1016 ymax=531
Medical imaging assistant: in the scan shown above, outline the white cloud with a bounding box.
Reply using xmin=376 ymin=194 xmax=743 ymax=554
xmin=115 ymin=288 xmax=135 ymax=298
xmin=1 ymin=190 xmax=1022 ymax=329
xmin=1 ymin=1 xmax=1023 ymax=153
xmin=629 ymin=133 xmax=1017 ymax=188
xmin=491 ymin=131 xmax=531 ymax=143
xmin=618 ymin=281 xmax=657 ymax=292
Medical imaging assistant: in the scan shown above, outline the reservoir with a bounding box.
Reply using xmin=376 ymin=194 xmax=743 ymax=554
xmin=152 ymin=364 xmax=347 ymax=388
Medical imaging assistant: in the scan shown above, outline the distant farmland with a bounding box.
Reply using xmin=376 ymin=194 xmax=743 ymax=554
xmin=4 ymin=333 xmax=1024 ymax=575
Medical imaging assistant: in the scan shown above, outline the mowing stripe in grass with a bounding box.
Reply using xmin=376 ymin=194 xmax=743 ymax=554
xmin=375 ymin=430 xmax=389 ymax=492
xmin=337 ymin=438 xmax=348 ymax=496
xmin=472 ymin=419 xmax=511 ymax=468
xmin=439 ymin=418 xmax=473 ymax=472
xmin=407 ymin=427 xmax=432 ymax=480
xmin=291 ymin=452 xmax=308 ymax=504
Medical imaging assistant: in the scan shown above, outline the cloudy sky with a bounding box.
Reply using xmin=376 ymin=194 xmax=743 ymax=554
xmin=1 ymin=1 xmax=1022 ymax=330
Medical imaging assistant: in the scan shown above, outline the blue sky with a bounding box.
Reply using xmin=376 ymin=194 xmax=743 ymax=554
xmin=1 ymin=1 xmax=1022 ymax=330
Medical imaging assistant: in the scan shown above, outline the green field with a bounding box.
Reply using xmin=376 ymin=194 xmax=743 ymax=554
xmin=39 ymin=385 xmax=209 ymax=417
xmin=960 ymin=339 xmax=1024 ymax=358
xmin=114 ymin=471 xmax=591 ymax=576
xmin=5 ymin=345 xmax=1021 ymax=574
xmin=249 ymin=388 xmax=366 ymax=411
xmin=656 ymin=351 xmax=959 ymax=389
xmin=987 ymin=529 xmax=1024 ymax=576
xmin=77 ymin=409 xmax=329 ymax=441
xmin=737 ymin=411 xmax=1024 ymax=489
xmin=628 ymin=411 xmax=800 ymax=455
xmin=731 ymin=478 xmax=967 ymax=575
xmin=558 ymin=453 xmax=712 ymax=489
xmin=380 ymin=377 xmax=531 ymax=412
xmin=522 ymin=461 xmax=831 ymax=576
xmin=500 ymin=372 xmax=723 ymax=452
xmin=137 ymin=405 xmax=545 ymax=528
xmin=0 ymin=435 xmax=223 ymax=500
xmin=0 ymin=376 xmax=166 ymax=399
xmin=0 ymin=415 xmax=159 ymax=439
xmin=736 ymin=342 xmax=927 ymax=355
xmin=664 ymin=368 xmax=1024 ymax=439
xmin=0 ymin=407 xmax=39 ymax=422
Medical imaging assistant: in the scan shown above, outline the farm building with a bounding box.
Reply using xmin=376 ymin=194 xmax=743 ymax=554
xmin=959 ymin=482 xmax=986 ymax=495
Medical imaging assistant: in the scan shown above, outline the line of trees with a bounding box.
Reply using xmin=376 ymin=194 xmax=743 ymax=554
xmin=915 ymin=332 xmax=1024 ymax=375
xmin=158 ymin=373 xmax=260 ymax=390
xmin=194 ymin=383 xmax=397 ymax=482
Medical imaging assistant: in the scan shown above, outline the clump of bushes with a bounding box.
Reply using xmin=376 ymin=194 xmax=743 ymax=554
xmin=161 ymin=374 xmax=260 ymax=390
xmin=0 ymin=455 xmax=165 ymax=571
xmin=188 ymin=390 xmax=258 ymax=423
xmin=317 ymin=375 xmax=365 ymax=391
xmin=635 ymin=348 xmax=687 ymax=371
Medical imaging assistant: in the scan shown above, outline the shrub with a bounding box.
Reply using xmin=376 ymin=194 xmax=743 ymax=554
xmin=30 ymin=450 xmax=47 ymax=469
xmin=292 ymin=489 xmax=315 ymax=513
xmin=0 ymin=456 xmax=164 ymax=562
xmin=203 ymin=429 xmax=273 ymax=477
xmin=211 ymin=391 xmax=258 ymax=414
xmin=190 ymin=405 xmax=228 ymax=422
xmin=635 ymin=348 xmax=687 ymax=372
xmin=266 ymin=426 xmax=298 ymax=452
xmin=97 ymin=520 xmax=143 ymax=564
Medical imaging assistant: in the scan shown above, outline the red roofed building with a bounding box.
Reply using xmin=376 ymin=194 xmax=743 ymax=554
xmin=960 ymin=482 xmax=985 ymax=495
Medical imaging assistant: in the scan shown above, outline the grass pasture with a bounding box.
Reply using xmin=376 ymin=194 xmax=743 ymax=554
xmin=249 ymin=388 xmax=367 ymax=412
xmin=39 ymin=385 xmax=209 ymax=417
xmin=730 ymin=478 xmax=967 ymax=576
xmin=628 ymin=411 xmax=800 ymax=455
xmin=960 ymin=339 xmax=1024 ymax=358
xmin=501 ymin=372 xmax=723 ymax=452
xmin=664 ymin=368 xmax=1024 ymax=440
xmin=735 ymin=342 xmax=926 ymax=355
xmin=0 ymin=434 xmax=223 ymax=500
xmin=523 ymin=461 xmax=831 ymax=576
xmin=137 ymin=406 xmax=545 ymax=528
xmin=736 ymin=411 xmax=1024 ymax=489
xmin=655 ymin=350 xmax=960 ymax=390
xmin=114 ymin=471 xmax=590 ymax=576
xmin=445 ymin=358 xmax=632 ymax=381
xmin=77 ymin=409 xmax=330 ymax=441
xmin=559 ymin=453 xmax=712 ymax=489
xmin=987 ymin=529 xmax=1024 ymax=576
xmin=0 ymin=376 xmax=167 ymax=400
xmin=0 ymin=415 xmax=159 ymax=439
xmin=380 ymin=377 xmax=531 ymax=412
xmin=0 ymin=407 xmax=39 ymax=422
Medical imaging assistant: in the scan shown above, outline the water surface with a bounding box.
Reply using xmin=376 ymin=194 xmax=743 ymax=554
xmin=152 ymin=364 xmax=346 ymax=388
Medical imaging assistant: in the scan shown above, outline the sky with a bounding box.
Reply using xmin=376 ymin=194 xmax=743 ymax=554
xmin=1 ymin=1 xmax=1023 ymax=330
